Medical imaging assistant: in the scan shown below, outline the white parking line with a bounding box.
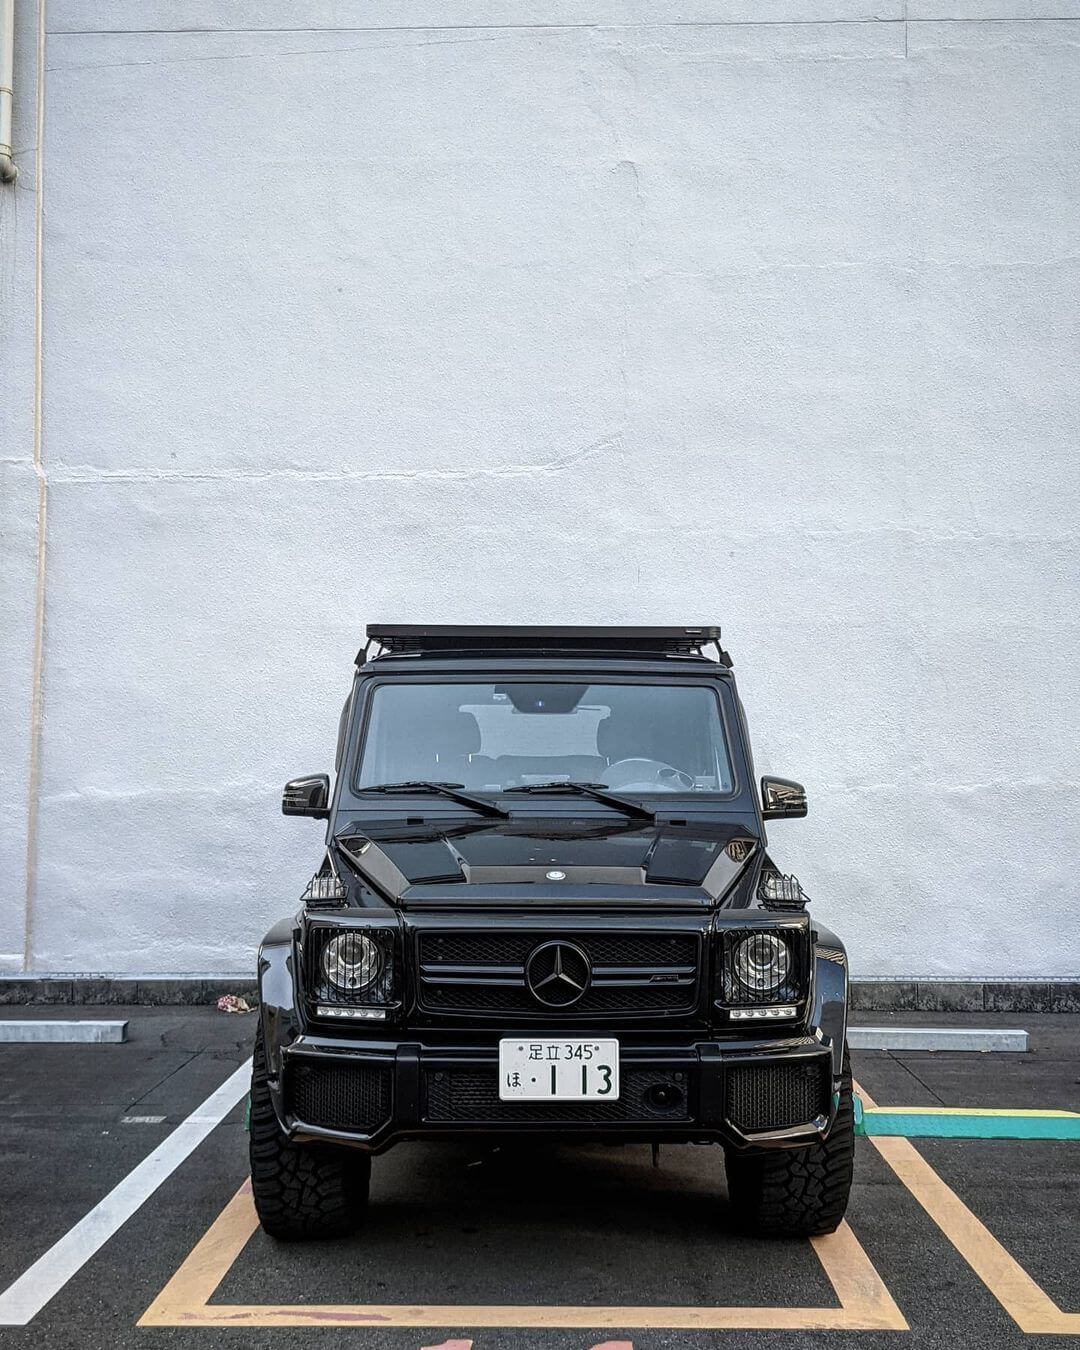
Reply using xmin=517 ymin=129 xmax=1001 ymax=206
xmin=0 ymin=1057 xmax=251 ymax=1326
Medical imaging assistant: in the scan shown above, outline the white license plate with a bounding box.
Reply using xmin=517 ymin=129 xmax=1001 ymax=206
xmin=498 ymin=1038 xmax=620 ymax=1101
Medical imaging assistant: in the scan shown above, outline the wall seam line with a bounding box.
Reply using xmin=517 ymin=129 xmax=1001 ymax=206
xmin=39 ymin=17 xmax=1080 ymax=35
xmin=23 ymin=0 xmax=46 ymax=973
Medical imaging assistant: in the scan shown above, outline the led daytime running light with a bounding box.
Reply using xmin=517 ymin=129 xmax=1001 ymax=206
xmin=316 ymin=1005 xmax=387 ymax=1021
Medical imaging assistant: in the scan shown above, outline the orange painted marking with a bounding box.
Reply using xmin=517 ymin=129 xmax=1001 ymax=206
xmin=855 ymin=1080 xmax=1080 ymax=1336
xmin=139 ymin=1177 xmax=906 ymax=1330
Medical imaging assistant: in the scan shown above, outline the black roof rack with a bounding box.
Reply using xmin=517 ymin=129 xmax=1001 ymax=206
xmin=359 ymin=625 xmax=731 ymax=666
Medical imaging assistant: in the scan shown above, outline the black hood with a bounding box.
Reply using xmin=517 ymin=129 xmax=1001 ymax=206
xmin=333 ymin=816 xmax=758 ymax=909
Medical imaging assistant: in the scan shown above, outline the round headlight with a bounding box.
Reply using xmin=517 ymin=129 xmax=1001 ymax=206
xmin=321 ymin=933 xmax=382 ymax=992
xmin=733 ymin=932 xmax=790 ymax=995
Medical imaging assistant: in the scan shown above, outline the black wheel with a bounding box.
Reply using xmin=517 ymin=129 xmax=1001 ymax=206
xmin=249 ymin=1025 xmax=371 ymax=1240
xmin=724 ymin=1047 xmax=855 ymax=1238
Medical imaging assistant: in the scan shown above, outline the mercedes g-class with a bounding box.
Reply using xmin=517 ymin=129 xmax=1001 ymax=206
xmin=250 ymin=626 xmax=853 ymax=1239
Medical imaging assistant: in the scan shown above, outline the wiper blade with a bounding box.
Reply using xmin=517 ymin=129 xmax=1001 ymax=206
xmin=504 ymin=780 xmax=655 ymax=822
xmin=357 ymin=781 xmax=509 ymax=819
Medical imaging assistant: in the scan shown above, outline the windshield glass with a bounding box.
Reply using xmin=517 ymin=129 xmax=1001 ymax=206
xmin=355 ymin=682 xmax=734 ymax=795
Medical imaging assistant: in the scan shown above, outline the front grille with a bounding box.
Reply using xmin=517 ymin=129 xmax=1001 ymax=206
xmin=418 ymin=931 xmax=700 ymax=1019
xmin=423 ymin=984 xmax=693 ymax=1014
xmin=726 ymin=1059 xmax=830 ymax=1132
xmin=425 ymin=933 xmax=535 ymax=966
xmin=286 ymin=1060 xmax=392 ymax=1133
xmin=424 ymin=1066 xmax=691 ymax=1124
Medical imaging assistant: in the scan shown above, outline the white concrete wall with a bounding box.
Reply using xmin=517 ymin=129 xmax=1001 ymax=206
xmin=1 ymin=0 xmax=1078 ymax=978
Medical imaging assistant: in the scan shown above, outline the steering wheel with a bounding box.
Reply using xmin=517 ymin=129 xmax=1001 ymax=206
xmin=603 ymin=758 xmax=695 ymax=791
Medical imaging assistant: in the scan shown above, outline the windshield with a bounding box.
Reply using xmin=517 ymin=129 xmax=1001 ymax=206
xmin=355 ymin=681 xmax=734 ymax=795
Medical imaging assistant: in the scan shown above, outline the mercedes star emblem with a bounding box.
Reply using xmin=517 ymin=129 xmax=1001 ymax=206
xmin=545 ymin=869 xmax=567 ymax=881
xmin=525 ymin=940 xmax=591 ymax=1008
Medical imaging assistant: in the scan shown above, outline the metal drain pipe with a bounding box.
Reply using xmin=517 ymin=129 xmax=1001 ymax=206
xmin=0 ymin=0 xmax=16 ymax=183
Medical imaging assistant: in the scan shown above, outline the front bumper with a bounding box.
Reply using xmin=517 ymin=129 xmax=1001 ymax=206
xmin=269 ymin=1033 xmax=840 ymax=1154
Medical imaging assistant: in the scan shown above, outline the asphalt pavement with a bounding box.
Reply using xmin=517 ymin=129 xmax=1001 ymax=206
xmin=1 ymin=1007 xmax=1078 ymax=1350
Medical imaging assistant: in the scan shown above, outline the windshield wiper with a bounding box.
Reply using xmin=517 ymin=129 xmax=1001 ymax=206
xmin=357 ymin=781 xmax=509 ymax=819
xmin=504 ymin=780 xmax=655 ymax=822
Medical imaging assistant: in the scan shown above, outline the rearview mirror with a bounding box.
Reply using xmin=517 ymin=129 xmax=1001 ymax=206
xmin=761 ymin=776 xmax=807 ymax=819
xmin=282 ymin=774 xmax=330 ymax=818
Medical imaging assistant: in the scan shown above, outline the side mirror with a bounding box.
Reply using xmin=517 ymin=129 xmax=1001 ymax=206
xmin=761 ymin=776 xmax=807 ymax=819
xmin=282 ymin=774 xmax=330 ymax=818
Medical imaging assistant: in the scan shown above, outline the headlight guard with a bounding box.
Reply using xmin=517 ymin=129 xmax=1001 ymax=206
xmin=715 ymin=917 xmax=809 ymax=1012
xmin=304 ymin=919 xmax=401 ymax=1018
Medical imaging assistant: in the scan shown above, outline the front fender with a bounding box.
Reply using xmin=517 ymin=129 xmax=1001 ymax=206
xmin=810 ymin=920 xmax=849 ymax=1082
xmin=256 ymin=914 xmax=302 ymax=1083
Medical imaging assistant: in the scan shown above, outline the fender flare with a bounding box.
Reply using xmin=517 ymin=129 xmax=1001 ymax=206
xmin=809 ymin=920 xmax=849 ymax=1082
xmin=256 ymin=915 xmax=302 ymax=1087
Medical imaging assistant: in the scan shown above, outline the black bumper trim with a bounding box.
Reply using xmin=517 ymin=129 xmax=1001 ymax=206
xmin=278 ymin=1035 xmax=837 ymax=1153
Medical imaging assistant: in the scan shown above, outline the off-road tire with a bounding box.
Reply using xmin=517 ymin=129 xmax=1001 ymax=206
xmin=723 ymin=1046 xmax=855 ymax=1238
xmin=249 ymin=1025 xmax=371 ymax=1240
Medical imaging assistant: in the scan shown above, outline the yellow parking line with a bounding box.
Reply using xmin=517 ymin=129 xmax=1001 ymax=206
xmin=141 ymin=1180 xmax=257 ymax=1317
xmin=855 ymin=1081 xmax=1080 ymax=1336
xmin=139 ymin=1178 xmax=906 ymax=1330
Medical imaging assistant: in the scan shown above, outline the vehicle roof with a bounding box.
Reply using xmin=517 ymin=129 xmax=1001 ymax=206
xmin=355 ymin=656 xmax=734 ymax=681
xmin=358 ymin=625 xmax=732 ymax=668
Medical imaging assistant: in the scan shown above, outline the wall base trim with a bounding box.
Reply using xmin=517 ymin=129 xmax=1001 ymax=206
xmin=848 ymin=980 xmax=1079 ymax=1013
xmin=0 ymin=976 xmax=260 ymax=1006
xmin=1 ymin=976 xmax=1078 ymax=1012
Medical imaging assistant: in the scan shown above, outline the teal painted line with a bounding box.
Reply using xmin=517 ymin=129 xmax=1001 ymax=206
xmin=867 ymin=1112 xmax=1080 ymax=1140
xmin=853 ymin=1097 xmax=1080 ymax=1140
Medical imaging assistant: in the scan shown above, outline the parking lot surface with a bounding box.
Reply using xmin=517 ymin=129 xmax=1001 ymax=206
xmin=1 ymin=1008 xmax=1078 ymax=1349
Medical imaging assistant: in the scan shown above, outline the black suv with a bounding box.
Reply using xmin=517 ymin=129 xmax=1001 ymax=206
xmin=250 ymin=626 xmax=853 ymax=1240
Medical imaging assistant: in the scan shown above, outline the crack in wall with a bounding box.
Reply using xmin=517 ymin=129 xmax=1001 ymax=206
xmin=40 ymin=780 xmax=286 ymax=804
xmin=824 ymin=776 xmax=1080 ymax=794
xmin=48 ymin=16 xmax=1080 ymax=76
xmin=42 ymin=433 xmax=621 ymax=486
xmin=40 ymin=773 xmax=1080 ymax=807
xmin=46 ymin=18 xmax=1080 ymax=38
xmin=45 ymin=29 xmax=573 ymax=75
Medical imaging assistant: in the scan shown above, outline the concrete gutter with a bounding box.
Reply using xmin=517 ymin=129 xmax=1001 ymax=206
xmin=0 ymin=1020 xmax=129 ymax=1044
xmin=850 ymin=1026 xmax=1029 ymax=1053
xmin=0 ymin=0 xmax=16 ymax=183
